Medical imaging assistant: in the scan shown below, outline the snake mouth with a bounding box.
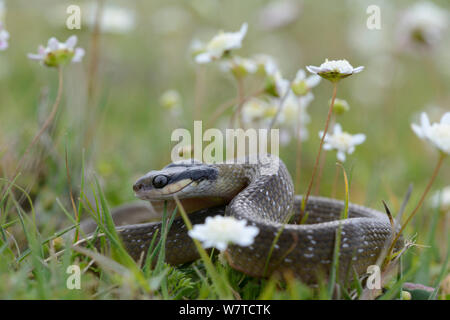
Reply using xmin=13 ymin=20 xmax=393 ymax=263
xmin=135 ymin=178 xmax=195 ymax=200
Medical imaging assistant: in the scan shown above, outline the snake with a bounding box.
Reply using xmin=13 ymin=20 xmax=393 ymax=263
xmin=80 ymin=154 xmax=403 ymax=284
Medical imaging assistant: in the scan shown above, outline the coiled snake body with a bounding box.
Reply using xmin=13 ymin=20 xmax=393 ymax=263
xmin=84 ymin=154 xmax=402 ymax=284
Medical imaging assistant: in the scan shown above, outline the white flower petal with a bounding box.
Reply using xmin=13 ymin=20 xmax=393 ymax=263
xmin=65 ymin=35 xmax=78 ymax=49
xmin=307 ymin=59 xmax=363 ymax=81
xmin=27 ymin=53 xmax=44 ymax=61
xmin=72 ymin=47 xmax=85 ymax=62
xmin=412 ymin=111 xmax=450 ymax=154
xmin=306 ymin=75 xmax=321 ymax=87
xmin=195 ymin=52 xmax=213 ymax=64
xmin=352 ymin=134 xmax=366 ymax=145
xmin=239 ymin=22 xmax=248 ymax=38
xmin=295 ymin=69 xmax=306 ymax=81
xmin=334 ymin=123 xmax=343 ymax=134
xmin=38 ymin=45 xmax=46 ymax=55
xmin=306 ymin=65 xmax=321 ymax=74
xmin=420 ymin=112 xmax=431 ymax=131
xmin=188 ymin=215 xmax=259 ymax=251
xmin=319 ymin=124 xmax=365 ymax=161
xmin=352 ymin=66 xmax=365 ymax=73
xmin=47 ymin=37 xmax=59 ymax=51
xmin=0 ymin=30 xmax=9 ymax=40
xmin=337 ymin=151 xmax=346 ymax=162
xmin=411 ymin=123 xmax=425 ymax=138
xmin=441 ymin=112 xmax=450 ymax=125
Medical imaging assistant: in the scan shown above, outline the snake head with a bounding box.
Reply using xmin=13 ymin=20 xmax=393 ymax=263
xmin=133 ymin=160 xmax=219 ymax=201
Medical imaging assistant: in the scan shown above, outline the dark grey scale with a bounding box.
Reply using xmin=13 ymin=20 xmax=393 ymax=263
xmin=89 ymin=207 xmax=226 ymax=265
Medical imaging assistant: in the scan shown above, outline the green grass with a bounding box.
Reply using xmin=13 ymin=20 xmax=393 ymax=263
xmin=0 ymin=0 xmax=449 ymax=300
xmin=0 ymin=164 xmax=448 ymax=300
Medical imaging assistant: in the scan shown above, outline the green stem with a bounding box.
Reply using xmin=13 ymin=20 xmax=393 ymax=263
xmin=294 ymin=103 xmax=303 ymax=193
xmin=174 ymin=196 xmax=231 ymax=299
xmin=315 ymin=114 xmax=335 ymax=196
xmin=331 ymin=165 xmax=340 ymax=199
xmin=300 ymin=82 xmax=337 ymax=220
xmin=387 ymin=153 xmax=446 ymax=259
xmin=230 ymin=76 xmax=245 ymax=128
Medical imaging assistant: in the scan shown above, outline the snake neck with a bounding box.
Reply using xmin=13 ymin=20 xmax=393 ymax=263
xmin=222 ymin=154 xmax=295 ymax=223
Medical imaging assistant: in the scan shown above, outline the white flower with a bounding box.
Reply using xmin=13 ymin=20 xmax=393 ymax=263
xmin=266 ymin=70 xmax=290 ymax=97
xmin=189 ymin=38 xmax=205 ymax=57
xmin=411 ymin=112 xmax=450 ymax=154
xmin=188 ymin=215 xmax=259 ymax=251
xmin=252 ymin=54 xmax=278 ymax=76
xmin=159 ymin=89 xmax=182 ymax=117
xmin=320 ymin=124 xmax=366 ymax=162
xmin=28 ymin=35 xmax=84 ymax=67
xmin=397 ymin=1 xmax=448 ymax=51
xmin=430 ymin=186 xmax=450 ymax=211
xmin=332 ymin=98 xmax=350 ymax=115
xmin=241 ymin=98 xmax=282 ymax=129
xmin=220 ymin=56 xmax=257 ymax=78
xmin=241 ymin=98 xmax=270 ymax=124
xmin=0 ymin=22 xmax=9 ymax=51
xmin=278 ymin=92 xmax=313 ymax=145
xmin=291 ymin=69 xmax=321 ymax=96
xmin=280 ymin=91 xmax=313 ymax=128
xmin=195 ymin=23 xmax=248 ymax=64
xmin=306 ymin=59 xmax=364 ymax=82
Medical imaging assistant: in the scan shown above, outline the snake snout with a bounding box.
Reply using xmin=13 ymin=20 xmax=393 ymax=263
xmin=133 ymin=177 xmax=150 ymax=193
xmin=132 ymin=181 xmax=143 ymax=192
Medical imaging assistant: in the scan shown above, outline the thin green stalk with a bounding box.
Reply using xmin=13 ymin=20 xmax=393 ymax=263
xmin=230 ymin=76 xmax=245 ymax=128
xmin=294 ymin=98 xmax=304 ymax=193
xmin=328 ymin=162 xmax=349 ymax=298
xmin=75 ymin=149 xmax=86 ymax=243
xmin=174 ymin=196 xmax=231 ymax=299
xmin=315 ymin=114 xmax=336 ymax=196
xmin=268 ymin=82 xmax=292 ymax=130
xmin=387 ymin=153 xmax=446 ymax=260
xmin=331 ymin=165 xmax=340 ymax=198
xmin=300 ymin=82 xmax=338 ymax=221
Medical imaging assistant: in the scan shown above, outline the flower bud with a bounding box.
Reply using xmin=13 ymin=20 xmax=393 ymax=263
xmin=331 ymin=98 xmax=350 ymax=115
xmin=291 ymin=80 xmax=308 ymax=96
xmin=159 ymin=90 xmax=182 ymax=116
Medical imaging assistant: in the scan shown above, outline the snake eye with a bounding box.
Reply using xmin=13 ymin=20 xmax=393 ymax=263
xmin=152 ymin=175 xmax=168 ymax=189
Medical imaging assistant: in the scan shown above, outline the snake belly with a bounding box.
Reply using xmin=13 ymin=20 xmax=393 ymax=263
xmin=96 ymin=155 xmax=403 ymax=284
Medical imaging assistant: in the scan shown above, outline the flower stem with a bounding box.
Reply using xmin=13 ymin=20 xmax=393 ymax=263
xmin=314 ymin=114 xmax=335 ymax=195
xmin=174 ymin=196 xmax=231 ymax=299
xmin=294 ymin=98 xmax=303 ymax=193
xmin=387 ymin=153 xmax=446 ymax=257
xmin=230 ymin=76 xmax=245 ymax=128
xmin=269 ymin=83 xmax=291 ymax=130
xmin=300 ymin=82 xmax=337 ymax=220
xmin=331 ymin=164 xmax=340 ymax=198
